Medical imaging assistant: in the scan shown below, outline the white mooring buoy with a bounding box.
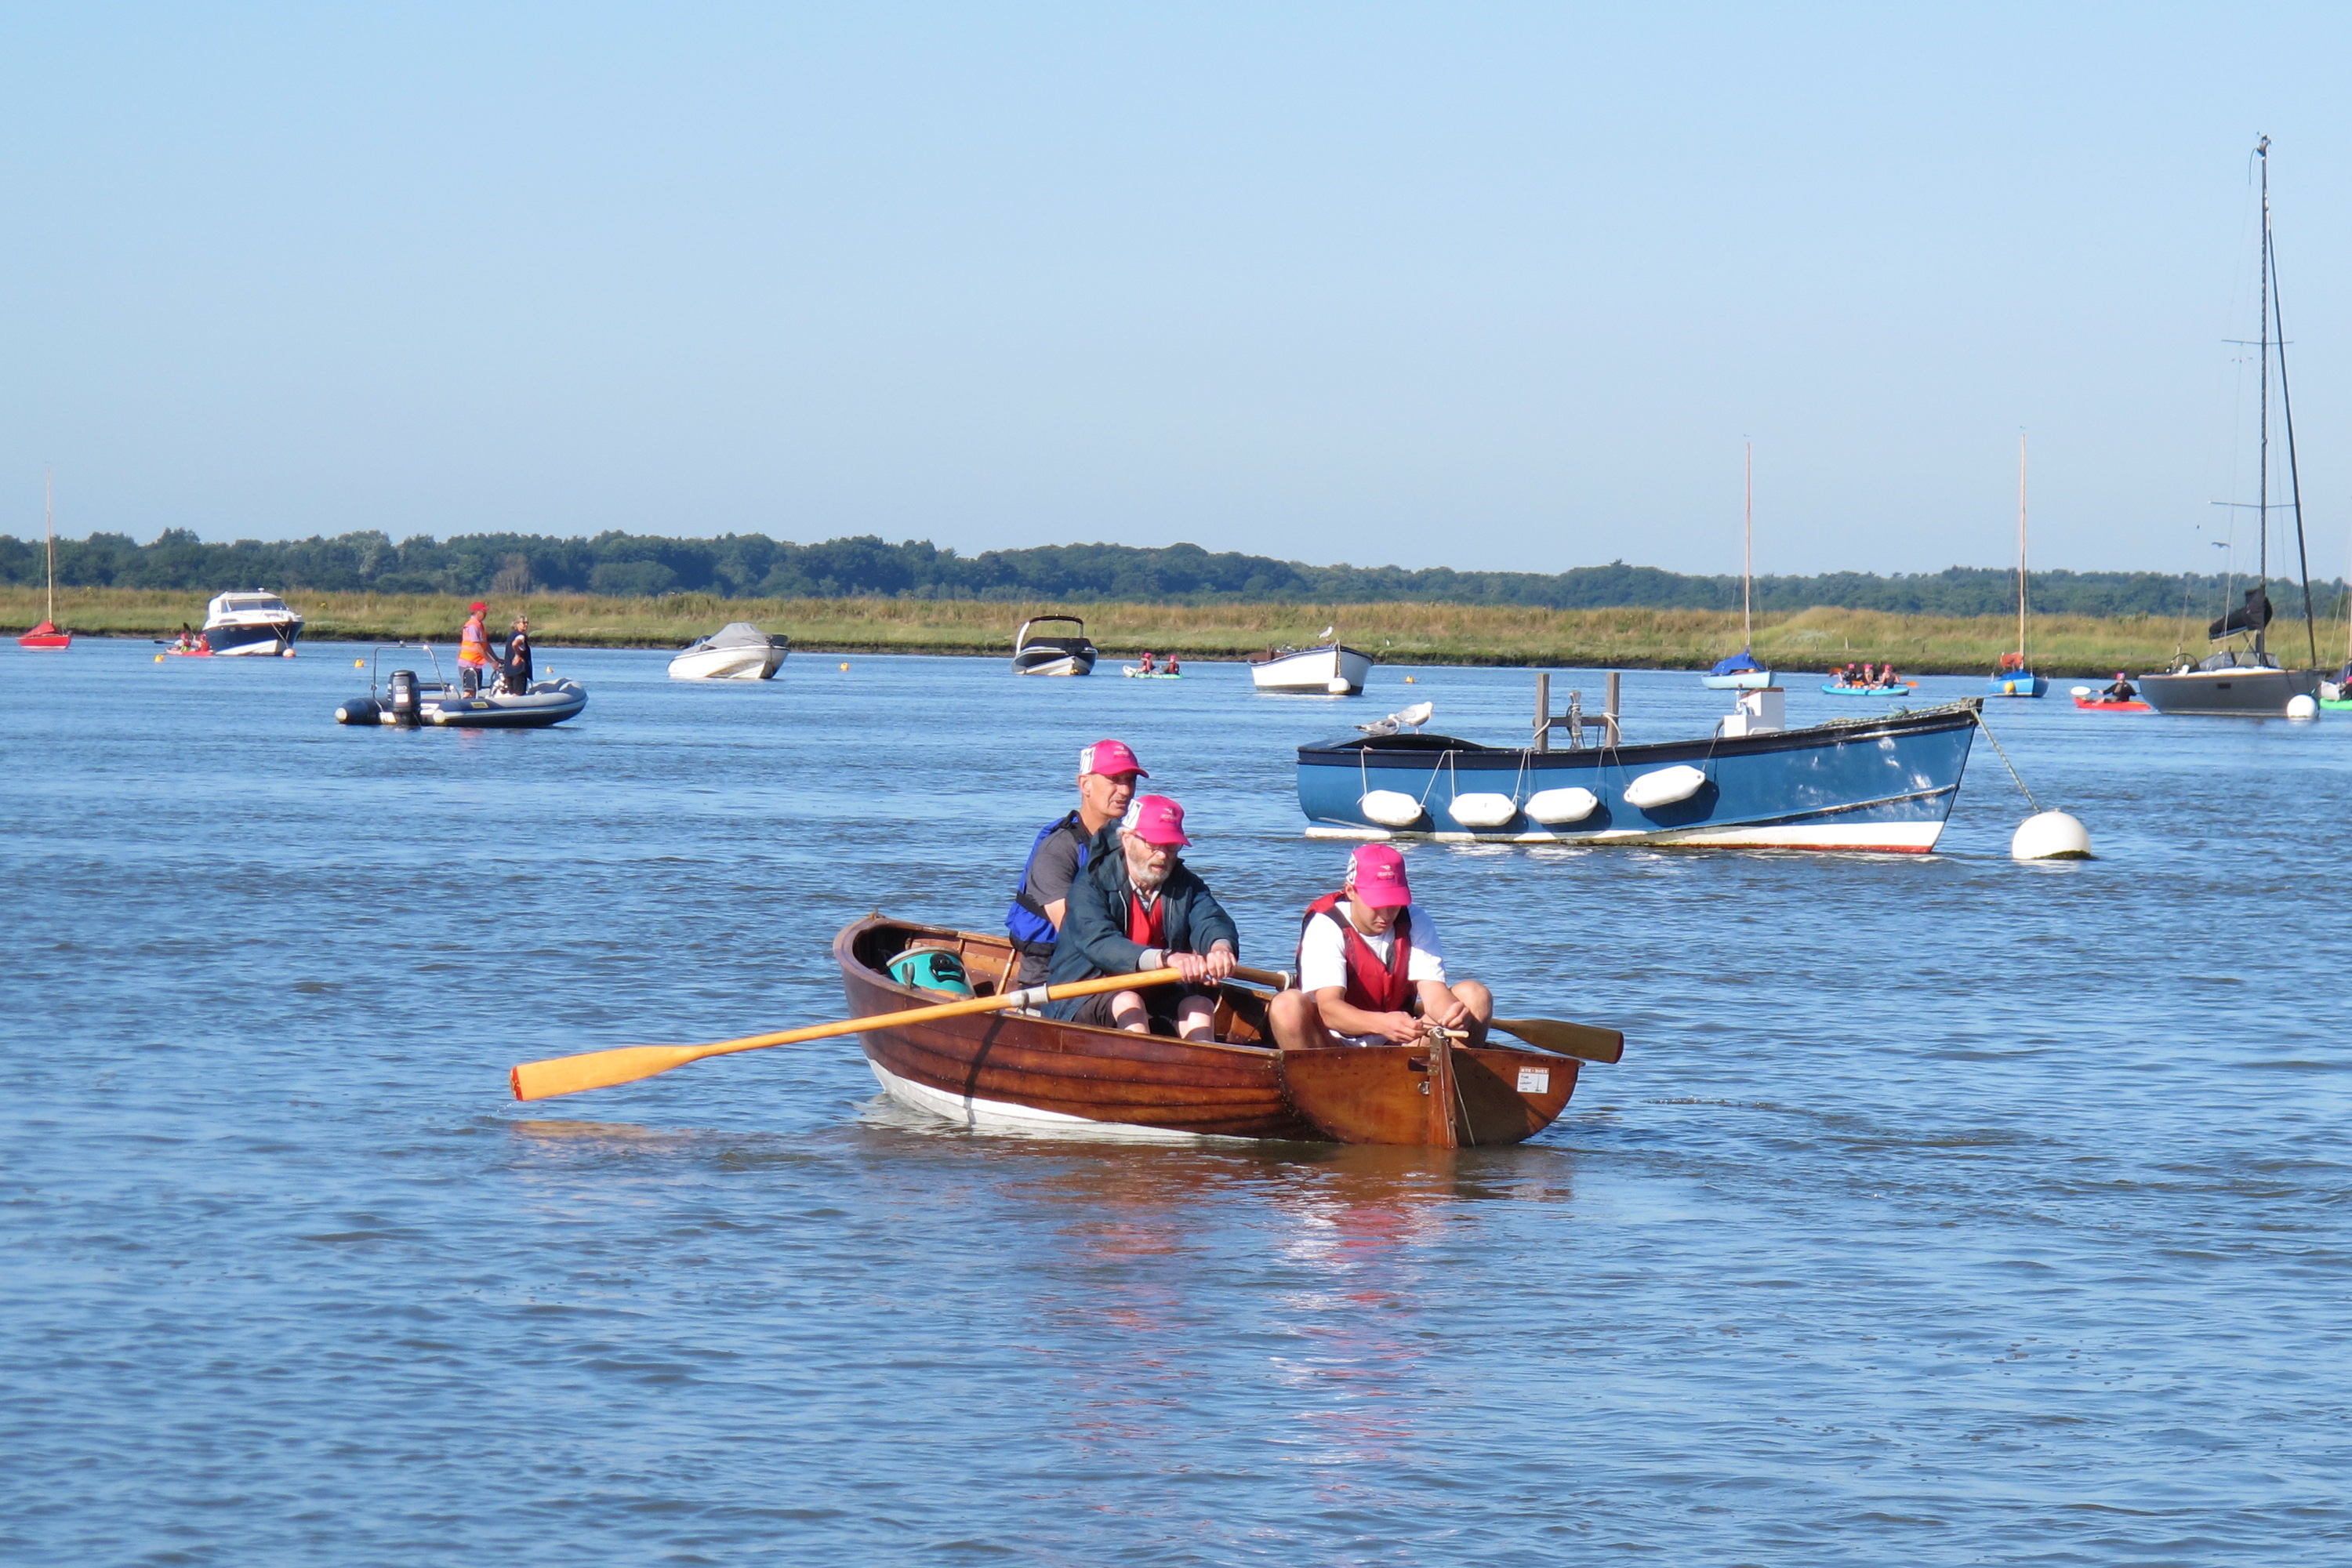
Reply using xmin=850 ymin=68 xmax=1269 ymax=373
xmin=2012 ymin=810 xmax=2092 ymax=861
xmin=2285 ymin=694 xmax=2320 ymax=720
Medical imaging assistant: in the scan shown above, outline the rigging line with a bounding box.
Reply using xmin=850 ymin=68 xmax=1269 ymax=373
xmin=2268 ymin=232 xmax=2320 ymax=670
xmin=1972 ymin=713 xmax=2042 ymax=814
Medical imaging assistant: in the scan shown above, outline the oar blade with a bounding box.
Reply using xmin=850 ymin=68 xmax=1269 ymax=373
xmin=511 ymin=1044 xmax=706 ymax=1102
xmin=1489 ymin=1018 xmax=1624 ymax=1065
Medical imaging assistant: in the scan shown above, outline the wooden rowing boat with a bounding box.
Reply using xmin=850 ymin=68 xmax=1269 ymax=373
xmin=834 ymin=915 xmax=1589 ymax=1146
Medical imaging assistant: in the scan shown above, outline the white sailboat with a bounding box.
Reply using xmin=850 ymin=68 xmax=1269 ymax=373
xmin=1701 ymin=443 xmax=1769 ymax=688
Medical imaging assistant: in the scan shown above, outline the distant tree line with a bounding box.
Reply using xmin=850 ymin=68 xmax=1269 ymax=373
xmin=1 ymin=528 xmax=2343 ymax=621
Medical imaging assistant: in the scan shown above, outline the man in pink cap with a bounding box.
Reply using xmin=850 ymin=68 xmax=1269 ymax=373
xmin=1269 ymin=844 xmax=1490 ymax=1050
xmin=1041 ymin=793 xmax=1240 ymax=1041
xmin=1005 ymin=739 xmax=1148 ymax=986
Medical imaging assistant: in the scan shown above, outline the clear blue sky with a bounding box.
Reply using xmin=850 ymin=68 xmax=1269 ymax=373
xmin=5 ymin=3 xmax=2350 ymax=578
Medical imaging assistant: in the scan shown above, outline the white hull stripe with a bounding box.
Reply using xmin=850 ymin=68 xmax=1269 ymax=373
xmin=864 ymin=1058 xmax=1228 ymax=1143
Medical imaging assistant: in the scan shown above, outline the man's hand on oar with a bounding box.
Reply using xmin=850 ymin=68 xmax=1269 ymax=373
xmin=1227 ymin=964 xmax=1624 ymax=1065
xmin=510 ymin=965 xmax=1187 ymax=1102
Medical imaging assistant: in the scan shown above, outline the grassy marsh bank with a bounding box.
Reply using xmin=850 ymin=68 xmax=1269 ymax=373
xmin=8 ymin=586 xmax=2314 ymax=676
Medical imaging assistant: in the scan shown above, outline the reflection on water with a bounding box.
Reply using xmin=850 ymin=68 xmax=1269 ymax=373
xmin=5 ymin=642 xmax=2349 ymax=1563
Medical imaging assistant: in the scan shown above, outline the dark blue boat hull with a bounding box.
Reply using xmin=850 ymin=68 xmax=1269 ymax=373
xmin=1296 ymin=700 xmax=1981 ymax=853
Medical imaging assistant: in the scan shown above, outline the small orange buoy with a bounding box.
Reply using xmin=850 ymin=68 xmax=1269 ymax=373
xmin=154 ymin=653 xmax=165 ymax=662
xmin=1404 ymin=676 xmax=1416 ymax=684
xmin=839 ymin=662 xmax=849 ymax=671
xmin=354 ymin=659 xmax=365 ymax=667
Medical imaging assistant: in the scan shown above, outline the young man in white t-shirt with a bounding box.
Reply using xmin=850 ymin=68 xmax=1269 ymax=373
xmin=1267 ymin=844 xmax=1491 ymax=1050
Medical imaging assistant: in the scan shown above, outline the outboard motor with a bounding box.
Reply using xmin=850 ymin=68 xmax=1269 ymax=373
xmin=333 ymin=696 xmax=381 ymax=725
xmin=387 ymin=670 xmax=422 ymax=726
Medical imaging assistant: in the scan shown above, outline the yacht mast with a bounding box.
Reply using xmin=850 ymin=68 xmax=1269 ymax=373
xmin=2263 ymin=157 xmax=2320 ymax=670
xmin=2016 ymin=435 xmax=2028 ymax=669
xmin=1743 ymin=441 xmax=1754 ymax=652
xmin=43 ymin=468 xmax=55 ymax=626
xmin=2256 ymin=136 xmax=2272 ymax=663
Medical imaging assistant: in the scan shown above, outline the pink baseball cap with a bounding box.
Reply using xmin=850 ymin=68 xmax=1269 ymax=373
xmin=1121 ymin=794 xmax=1190 ymax=846
xmin=1079 ymin=739 xmax=1147 ymax=779
xmin=1347 ymin=844 xmax=1412 ymax=908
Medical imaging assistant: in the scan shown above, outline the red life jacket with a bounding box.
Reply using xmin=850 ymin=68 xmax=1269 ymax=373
xmin=1297 ymin=891 xmax=1413 ymax=1013
xmin=1127 ymin=891 xmax=1167 ymax=949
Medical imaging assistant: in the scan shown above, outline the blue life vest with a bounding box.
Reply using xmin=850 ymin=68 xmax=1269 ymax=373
xmin=1006 ymin=811 xmax=1091 ymax=953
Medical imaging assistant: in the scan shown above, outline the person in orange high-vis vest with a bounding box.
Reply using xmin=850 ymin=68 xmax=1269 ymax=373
xmin=1268 ymin=844 xmax=1490 ymax=1051
xmin=458 ymin=601 xmax=492 ymax=696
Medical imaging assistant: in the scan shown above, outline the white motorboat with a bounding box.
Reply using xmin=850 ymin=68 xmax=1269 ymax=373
xmin=670 ymin=622 xmax=790 ymax=681
xmin=1011 ymin=615 xmax=1098 ymax=676
xmin=201 ymin=591 xmax=304 ymax=656
xmin=1250 ymin=635 xmax=1371 ymax=695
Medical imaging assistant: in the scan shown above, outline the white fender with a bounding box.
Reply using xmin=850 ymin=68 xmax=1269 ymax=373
xmin=2286 ymin=694 xmax=2320 ymax=720
xmin=1359 ymin=790 xmax=1425 ymax=828
xmin=1523 ymin=786 xmax=1599 ymax=825
xmin=1446 ymin=792 xmax=1519 ymax=829
xmin=1623 ymin=764 xmax=1707 ymax=810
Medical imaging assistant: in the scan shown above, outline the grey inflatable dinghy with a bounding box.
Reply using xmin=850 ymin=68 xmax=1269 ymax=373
xmin=334 ymin=644 xmax=587 ymax=728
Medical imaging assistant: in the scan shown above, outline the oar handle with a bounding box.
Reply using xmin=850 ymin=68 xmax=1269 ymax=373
xmin=1230 ymin=964 xmax=1294 ymax=991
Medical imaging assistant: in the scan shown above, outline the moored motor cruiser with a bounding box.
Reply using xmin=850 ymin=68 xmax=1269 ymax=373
xmin=199 ymin=591 xmax=305 ymax=656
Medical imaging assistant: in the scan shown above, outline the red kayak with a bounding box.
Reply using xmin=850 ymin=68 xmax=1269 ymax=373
xmin=2074 ymin=695 xmax=2150 ymax=713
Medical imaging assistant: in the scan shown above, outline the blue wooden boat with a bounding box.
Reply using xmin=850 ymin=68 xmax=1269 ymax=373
xmin=1986 ymin=670 xmax=2049 ymax=699
xmin=1296 ymin=698 xmax=1981 ymax=853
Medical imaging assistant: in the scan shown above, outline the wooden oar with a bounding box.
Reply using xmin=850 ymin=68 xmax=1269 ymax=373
xmin=510 ymin=965 xmax=1185 ymax=1102
xmin=1228 ymin=964 xmax=1623 ymax=1064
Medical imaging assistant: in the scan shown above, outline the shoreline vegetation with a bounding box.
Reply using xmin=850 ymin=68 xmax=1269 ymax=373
xmin=14 ymin=586 xmax=2333 ymax=677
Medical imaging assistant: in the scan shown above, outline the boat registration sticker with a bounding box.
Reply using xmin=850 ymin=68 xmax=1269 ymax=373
xmin=1515 ymin=1067 xmax=1550 ymax=1094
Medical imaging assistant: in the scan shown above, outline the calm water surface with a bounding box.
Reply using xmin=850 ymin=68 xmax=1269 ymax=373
xmin=5 ymin=641 xmax=2347 ymax=1565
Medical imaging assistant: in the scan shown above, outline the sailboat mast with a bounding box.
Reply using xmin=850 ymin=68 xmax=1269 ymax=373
xmin=2256 ymin=136 xmax=2272 ymax=662
xmin=43 ymin=467 xmax=55 ymax=626
xmin=2265 ymin=187 xmax=2320 ymax=670
xmin=2016 ymin=434 xmax=2028 ymax=666
xmin=1743 ymin=441 xmax=1754 ymax=652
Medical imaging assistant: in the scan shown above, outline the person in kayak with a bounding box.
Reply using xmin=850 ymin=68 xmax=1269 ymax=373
xmin=1137 ymin=650 xmax=1156 ymax=674
xmin=1005 ymin=739 xmax=1147 ymax=986
xmin=501 ymin=616 xmax=534 ymax=694
xmin=1041 ymin=793 xmax=1236 ymax=1041
xmin=1267 ymin=844 xmax=1490 ymax=1051
xmin=1165 ymin=652 xmax=1181 ymax=675
xmin=2100 ymin=671 xmax=2137 ymax=702
xmin=458 ymin=601 xmax=492 ymax=696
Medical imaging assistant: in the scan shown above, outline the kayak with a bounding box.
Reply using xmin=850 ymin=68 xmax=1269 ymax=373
xmin=2074 ymin=695 xmax=2151 ymax=713
xmin=1121 ymin=667 xmax=1182 ymax=678
xmin=1820 ymin=681 xmax=1917 ymax=696
xmin=2322 ymin=698 xmax=2352 ymax=713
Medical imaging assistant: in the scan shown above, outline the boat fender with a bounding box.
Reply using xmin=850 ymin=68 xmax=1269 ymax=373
xmin=2286 ymin=694 xmax=2320 ymax=720
xmin=2012 ymin=810 xmax=2092 ymax=861
xmin=1523 ymin=786 xmax=1599 ymax=825
xmin=1624 ymin=765 xmax=1707 ymax=810
xmin=335 ymin=696 xmax=381 ymax=725
xmin=1326 ymin=677 xmax=1353 ymax=695
xmin=1359 ymin=790 xmax=1425 ymax=828
xmin=1446 ymin=792 xmax=1519 ymax=829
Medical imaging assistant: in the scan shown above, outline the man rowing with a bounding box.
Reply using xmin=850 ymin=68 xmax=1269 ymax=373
xmin=1268 ymin=844 xmax=1490 ymax=1051
xmin=1005 ymin=739 xmax=1146 ymax=986
xmin=1041 ymin=794 xmax=1237 ymax=1041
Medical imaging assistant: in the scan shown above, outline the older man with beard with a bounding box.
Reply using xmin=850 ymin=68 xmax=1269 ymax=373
xmin=1040 ymin=794 xmax=1238 ymax=1041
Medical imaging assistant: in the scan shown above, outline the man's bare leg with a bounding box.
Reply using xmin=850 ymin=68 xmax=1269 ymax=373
xmin=1109 ymin=990 xmax=1150 ymax=1033
xmin=1450 ymin=979 xmax=1493 ymax=1047
xmin=1267 ymin=990 xmax=1326 ymax=1051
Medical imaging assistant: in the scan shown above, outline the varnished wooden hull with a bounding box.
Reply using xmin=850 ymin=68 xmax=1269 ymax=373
xmin=835 ymin=916 xmax=1580 ymax=1146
